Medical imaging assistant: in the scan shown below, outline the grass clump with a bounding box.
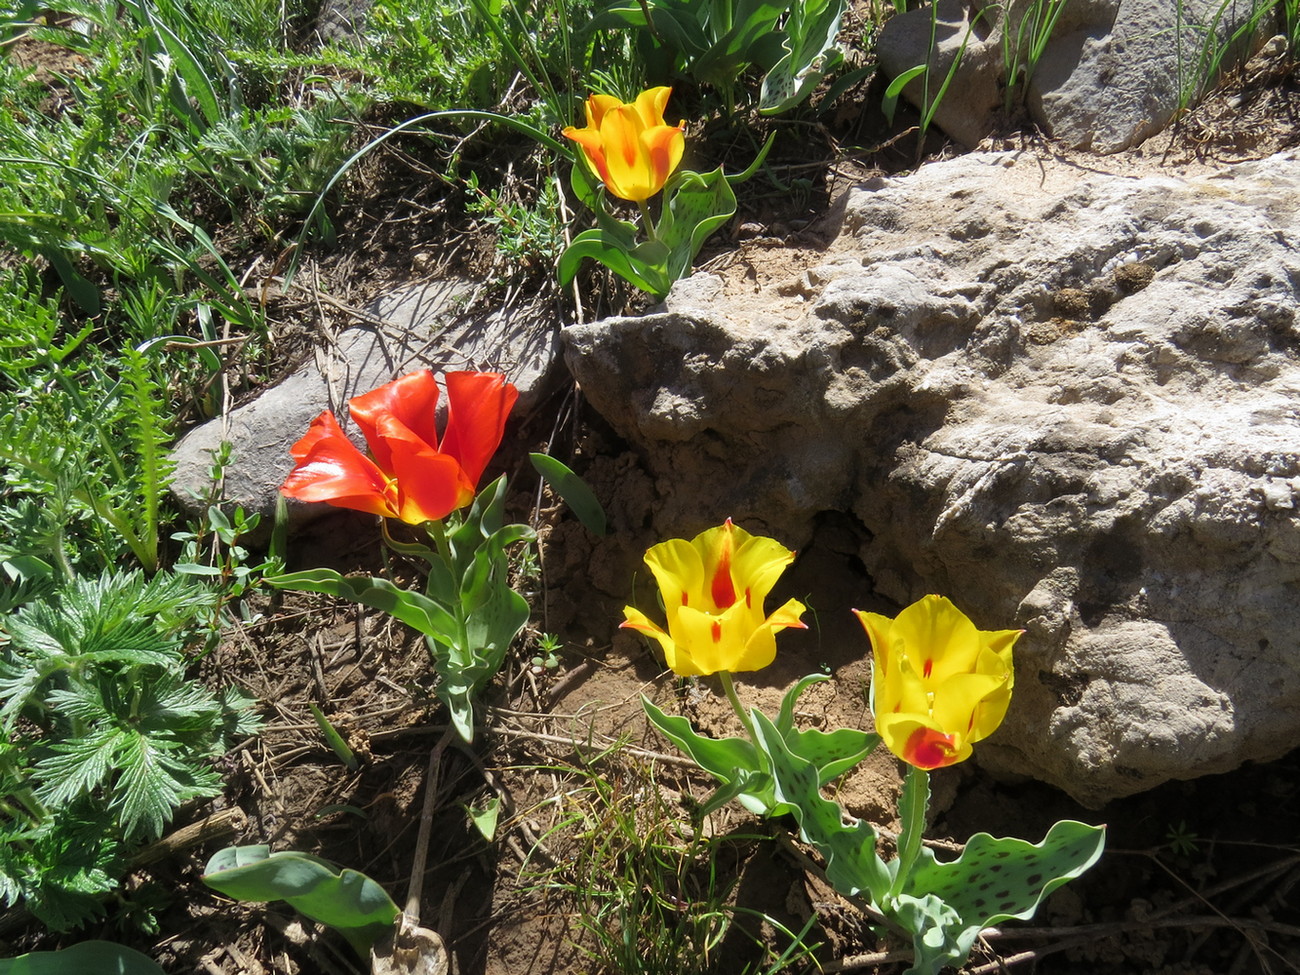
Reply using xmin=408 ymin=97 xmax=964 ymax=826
xmin=523 ymin=758 xmax=821 ymax=974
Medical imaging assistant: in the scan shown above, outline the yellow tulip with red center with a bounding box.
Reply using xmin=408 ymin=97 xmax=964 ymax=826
xmin=562 ymin=87 xmax=685 ymax=203
xmin=622 ymin=519 xmax=807 ymax=676
xmin=854 ymin=595 xmax=1020 ymax=771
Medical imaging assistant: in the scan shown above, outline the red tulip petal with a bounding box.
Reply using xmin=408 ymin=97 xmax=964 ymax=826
xmin=281 ymin=414 xmax=397 ymax=519
xmin=437 ymin=372 xmax=518 ymax=487
xmin=386 ymin=437 xmax=474 ymax=524
xmin=349 ymin=369 xmax=441 ymax=470
xmin=289 ymin=410 xmax=343 ymax=461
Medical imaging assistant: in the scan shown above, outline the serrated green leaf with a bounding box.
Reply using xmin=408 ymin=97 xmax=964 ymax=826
xmin=33 ymin=729 xmax=120 ymax=807
xmin=113 ymin=734 xmax=196 ymax=840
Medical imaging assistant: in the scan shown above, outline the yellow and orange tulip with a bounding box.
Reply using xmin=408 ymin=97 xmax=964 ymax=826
xmin=281 ymin=370 xmax=517 ymax=525
xmin=855 ymin=596 xmax=1020 ymax=771
xmin=622 ymin=519 xmax=806 ymax=676
xmin=563 ymin=87 xmax=685 ymax=203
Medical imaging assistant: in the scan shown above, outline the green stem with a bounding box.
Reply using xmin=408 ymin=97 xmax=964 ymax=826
xmin=637 ymin=198 xmax=656 ymax=240
xmin=888 ymin=763 xmax=930 ymax=902
xmin=718 ymin=670 xmax=758 ymax=743
xmin=423 ymin=517 xmax=469 ymax=651
xmin=424 ymin=517 xmax=455 ymax=572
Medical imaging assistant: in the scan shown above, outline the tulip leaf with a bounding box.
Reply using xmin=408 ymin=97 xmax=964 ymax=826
xmin=0 ymin=941 xmax=165 ymax=975
xmin=891 ymin=822 xmax=1107 ymax=975
xmin=643 ymin=674 xmax=876 ymax=818
xmin=750 ymin=708 xmax=893 ymax=902
xmin=266 ymin=570 xmax=459 ymax=647
xmin=759 ymin=0 xmax=846 ymax=114
xmin=201 ymin=845 xmax=399 ymax=959
xmin=558 ymin=229 xmax=673 ymax=297
xmin=657 ymin=167 xmax=737 ymax=283
xmin=529 ymin=452 xmax=607 ymax=536
xmin=643 ymin=697 xmax=760 ymax=778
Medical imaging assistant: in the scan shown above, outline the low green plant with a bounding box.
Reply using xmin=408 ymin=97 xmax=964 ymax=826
xmin=0 ymin=333 xmax=177 ymax=576
xmin=0 ymin=570 xmax=260 ymax=930
xmin=589 ymin=0 xmax=848 ymax=114
xmin=882 ymin=1 xmax=986 ymax=141
xmin=999 ymin=0 xmax=1069 ymax=112
xmin=173 ymin=496 xmax=286 ymax=625
xmin=1174 ymin=0 xmax=1280 ymax=112
xmin=466 ymin=170 xmax=569 ymax=268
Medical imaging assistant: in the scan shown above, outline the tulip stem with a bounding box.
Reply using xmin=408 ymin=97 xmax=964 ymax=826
xmin=888 ymin=764 xmax=930 ymax=902
xmin=636 ymin=198 xmax=656 ymax=238
xmin=718 ymin=670 xmax=758 ymax=743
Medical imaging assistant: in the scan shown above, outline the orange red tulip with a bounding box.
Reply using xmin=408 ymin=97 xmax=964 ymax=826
xmin=281 ymin=370 xmax=517 ymax=525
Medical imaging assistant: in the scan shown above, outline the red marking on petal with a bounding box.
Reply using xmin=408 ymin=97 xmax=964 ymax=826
xmin=711 ymin=621 xmax=723 ymax=644
xmin=745 ymin=587 xmax=752 ymax=609
xmin=711 ymin=528 xmax=737 ymax=609
xmin=902 ymin=727 xmax=959 ymax=770
xmin=923 ymin=658 xmax=933 ymax=679
xmin=681 ymin=592 xmax=689 ymax=606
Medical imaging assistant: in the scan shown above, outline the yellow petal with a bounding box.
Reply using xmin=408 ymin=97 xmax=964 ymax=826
xmin=859 ymin=595 xmax=1018 ymax=768
xmin=854 ymin=610 xmax=895 ymax=674
xmin=728 ymin=527 xmax=797 ymax=610
xmin=891 ymin=595 xmax=981 ymax=684
xmin=668 ymin=604 xmax=751 ymax=675
xmin=643 ymin=537 xmax=706 ymax=614
xmin=587 ymin=93 xmax=622 ymax=127
xmin=632 ymin=86 xmax=673 ymax=127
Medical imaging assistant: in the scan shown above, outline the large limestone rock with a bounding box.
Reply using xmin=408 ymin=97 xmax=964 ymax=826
xmin=562 ymin=150 xmax=1300 ymax=807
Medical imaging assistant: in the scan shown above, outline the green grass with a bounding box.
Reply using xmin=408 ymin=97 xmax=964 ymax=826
xmin=521 ymin=758 xmax=821 ymax=974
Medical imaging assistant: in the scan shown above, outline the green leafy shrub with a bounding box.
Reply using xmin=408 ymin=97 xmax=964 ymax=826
xmin=0 ymin=570 xmax=260 ymax=930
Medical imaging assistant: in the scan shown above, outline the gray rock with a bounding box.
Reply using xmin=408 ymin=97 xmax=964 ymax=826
xmin=1029 ymin=0 xmax=1276 ymax=152
xmin=874 ymin=0 xmax=1275 ymax=151
xmin=170 ymin=279 xmax=558 ymax=531
xmin=562 ymin=150 xmax=1300 ymax=806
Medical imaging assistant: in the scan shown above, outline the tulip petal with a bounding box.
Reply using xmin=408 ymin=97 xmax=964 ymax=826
xmin=729 ymin=529 xmax=797 ymax=611
xmin=383 ymin=425 xmax=475 ymax=524
xmin=643 ymin=538 xmax=706 ymax=614
xmin=281 ymin=412 xmax=397 ymax=518
xmin=563 ymin=124 xmax=612 ymax=186
xmin=671 ymin=604 xmax=753 ymax=676
xmin=437 ymin=371 xmax=518 ymax=488
xmin=350 ymin=369 xmax=441 ymax=471
xmin=891 ymin=595 xmax=981 ymax=685
xmin=588 ymin=93 xmax=623 ymax=126
xmin=632 ymin=86 xmax=673 ymax=128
